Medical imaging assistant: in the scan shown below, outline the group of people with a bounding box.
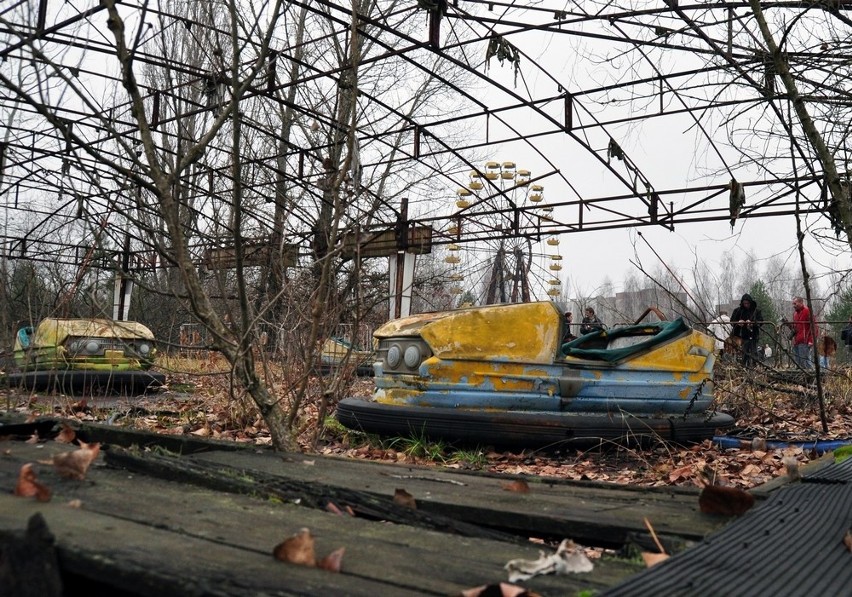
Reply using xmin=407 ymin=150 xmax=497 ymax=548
xmin=561 ymin=297 xmax=852 ymax=369
xmin=710 ymin=293 xmax=849 ymax=370
xmin=562 ymin=307 xmax=604 ymax=343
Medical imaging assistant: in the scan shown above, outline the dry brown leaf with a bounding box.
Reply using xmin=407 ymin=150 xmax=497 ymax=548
xmin=642 ymin=552 xmax=670 ymax=568
xmin=325 ymin=501 xmax=344 ymax=516
xmin=393 ymin=487 xmax=417 ymax=509
xmin=698 ymin=485 xmax=755 ymax=516
xmin=25 ymin=432 xmax=40 ymax=444
xmin=668 ymin=464 xmax=693 ymax=483
xmin=52 ymin=441 xmax=101 ymax=480
xmin=501 ymin=479 xmax=530 ymax=494
xmin=273 ymin=528 xmax=316 ymax=566
xmin=67 ymin=499 xmax=83 ymax=508
xmin=55 ymin=422 xmax=76 ymax=444
xmin=317 ymin=546 xmax=345 ymax=572
xmin=14 ymin=463 xmax=52 ymax=502
xmin=843 ymin=529 xmax=852 ymax=552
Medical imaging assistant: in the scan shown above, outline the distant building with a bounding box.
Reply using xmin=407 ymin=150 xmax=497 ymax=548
xmin=565 ymin=288 xmax=690 ymax=329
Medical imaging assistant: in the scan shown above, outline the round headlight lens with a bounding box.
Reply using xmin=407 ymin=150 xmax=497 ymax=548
xmin=138 ymin=343 xmax=151 ymax=355
xmin=386 ymin=344 xmax=402 ymax=369
xmin=85 ymin=340 xmax=100 ymax=354
xmin=403 ymin=345 xmax=421 ymax=369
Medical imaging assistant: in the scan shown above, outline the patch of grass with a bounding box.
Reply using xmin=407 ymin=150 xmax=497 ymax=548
xmin=323 ymin=415 xmax=348 ymax=436
xmin=384 ymin=428 xmax=448 ymax=462
xmin=448 ymin=447 xmax=488 ymax=469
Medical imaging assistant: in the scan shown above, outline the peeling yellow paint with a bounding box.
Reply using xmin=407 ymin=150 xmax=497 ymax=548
xmin=610 ymin=331 xmax=714 ymax=372
xmin=376 ymin=302 xmax=561 ymax=363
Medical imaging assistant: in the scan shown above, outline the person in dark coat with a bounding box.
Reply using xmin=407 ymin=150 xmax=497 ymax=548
xmin=562 ymin=312 xmax=577 ymax=344
xmin=579 ymin=307 xmax=605 ymax=335
xmin=730 ymin=293 xmax=763 ymax=367
xmin=841 ymin=315 xmax=852 ymax=353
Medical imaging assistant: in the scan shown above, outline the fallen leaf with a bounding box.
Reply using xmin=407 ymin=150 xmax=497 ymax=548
xmin=67 ymin=499 xmax=83 ymax=508
xmin=14 ymin=463 xmax=52 ymax=502
xmin=52 ymin=442 xmax=101 ymax=480
xmin=325 ymin=501 xmax=344 ymax=516
xmin=501 ymin=479 xmax=530 ymax=494
xmin=317 ymin=546 xmax=345 ymax=572
xmin=55 ymin=423 xmax=76 ymax=444
xmin=273 ymin=528 xmax=316 ymax=566
xmin=640 ymin=517 xmax=669 ymax=566
xmin=698 ymin=485 xmax=755 ymax=516
xmin=668 ymin=464 xmax=694 ymax=483
xmin=843 ymin=529 xmax=852 ymax=552
xmin=393 ymin=487 xmax=417 ymax=509
xmin=642 ymin=552 xmax=670 ymax=567
xmin=25 ymin=433 xmax=39 ymax=444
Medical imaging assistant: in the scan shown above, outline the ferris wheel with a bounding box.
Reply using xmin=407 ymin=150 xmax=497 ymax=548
xmin=443 ymin=161 xmax=564 ymax=306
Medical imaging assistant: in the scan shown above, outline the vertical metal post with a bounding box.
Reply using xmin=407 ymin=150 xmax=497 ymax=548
xmin=113 ymin=232 xmax=133 ymax=321
xmin=727 ymin=8 xmax=733 ymax=57
xmin=564 ymin=94 xmax=572 ymax=131
xmin=37 ymin=0 xmax=48 ymax=31
xmin=413 ymin=126 xmax=420 ymax=159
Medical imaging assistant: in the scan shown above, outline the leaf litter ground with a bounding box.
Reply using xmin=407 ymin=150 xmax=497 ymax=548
xmin=5 ymin=359 xmax=851 ymax=491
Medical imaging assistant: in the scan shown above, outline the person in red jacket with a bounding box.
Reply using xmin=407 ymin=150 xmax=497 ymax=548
xmin=790 ymin=296 xmax=816 ymax=369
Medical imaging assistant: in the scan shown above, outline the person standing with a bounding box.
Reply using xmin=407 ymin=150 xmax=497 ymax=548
xmin=841 ymin=315 xmax=852 ymax=353
xmin=579 ymin=307 xmax=604 ymax=335
xmin=731 ymin=293 xmax=763 ymax=367
xmin=790 ymin=296 xmax=816 ymax=370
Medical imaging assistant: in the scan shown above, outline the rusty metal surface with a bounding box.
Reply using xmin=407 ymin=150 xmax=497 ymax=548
xmin=604 ymin=457 xmax=852 ymax=596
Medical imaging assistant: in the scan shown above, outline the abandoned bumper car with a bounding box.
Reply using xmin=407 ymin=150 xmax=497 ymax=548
xmin=7 ymin=318 xmax=165 ymax=394
xmin=319 ymin=337 xmax=374 ymax=376
xmin=337 ymin=302 xmax=734 ymax=447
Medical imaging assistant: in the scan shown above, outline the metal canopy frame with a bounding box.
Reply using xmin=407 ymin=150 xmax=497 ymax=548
xmin=0 ymin=0 xmax=847 ymax=273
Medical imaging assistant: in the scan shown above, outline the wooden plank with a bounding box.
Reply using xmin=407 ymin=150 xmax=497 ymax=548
xmin=185 ymin=448 xmax=735 ymax=550
xmin=65 ymin=420 xmax=738 ymax=549
xmin=0 ymin=441 xmax=643 ymax=596
xmin=10 ymin=418 xmax=741 ymax=550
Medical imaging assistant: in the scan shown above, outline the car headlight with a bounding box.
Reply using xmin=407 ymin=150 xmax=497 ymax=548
xmin=137 ymin=342 xmax=151 ymax=356
xmin=386 ymin=344 xmax=402 ymax=369
xmin=85 ymin=340 xmax=100 ymax=354
xmin=378 ymin=338 xmax=432 ymax=373
xmin=403 ymin=345 xmax=421 ymax=369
